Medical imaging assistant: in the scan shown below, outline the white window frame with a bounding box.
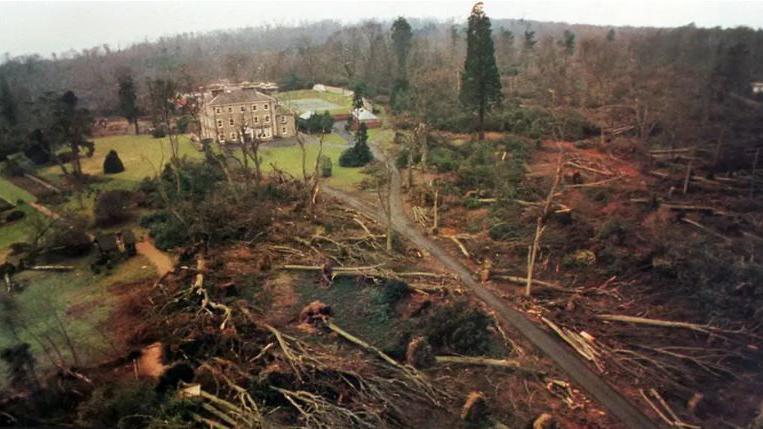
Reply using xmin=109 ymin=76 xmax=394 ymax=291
xmin=230 ymin=132 xmax=237 ymax=139
xmin=228 ymin=107 xmax=233 ymax=113
xmin=282 ymin=127 xmax=287 ymax=134
xmin=240 ymin=106 xmax=246 ymax=112
xmin=254 ymin=116 xmax=259 ymax=123
xmin=252 ymin=104 xmax=257 ymax=111
xmin=215 ymin=107 xmax=221 ymax=114
xmin=265 ymin=115 xmax=270 ymax=123
xmin=229 ymin=118 xmax=234 ymax=126
xmin=217 ymin=119 xmax=223 ymax=128
xmin=264 ymin=103 xmax=269 ymax=110
xmin=281 ymin=116 xmax=287 ymax=124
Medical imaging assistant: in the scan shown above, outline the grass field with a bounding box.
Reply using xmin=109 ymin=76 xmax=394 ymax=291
xmin=277 ymin=90 xmax=352 ymax=115
xmin=38 ymin=134 xmax=203 ymax=191
xmin=0 ymin=178 xmax=41 ymax=252
xmin=0 ymin=255 xmax=157 ymax=387
xmin=260 ymin=141 xmax=363 ymax=189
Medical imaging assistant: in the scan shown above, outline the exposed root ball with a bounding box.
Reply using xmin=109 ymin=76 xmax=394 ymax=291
xmin=405 ymin=336 xmax=435 ymax=369
xmin=299 ymin=300 xmax=333 ymax=325
xmin=460 ymin=390 xmax=488 ymax=424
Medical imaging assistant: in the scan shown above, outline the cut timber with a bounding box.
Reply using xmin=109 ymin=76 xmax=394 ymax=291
xmin=542 ymin=317 xmax=604 ymax=372
xmin=494 ymin=275 xmax=572 ymax=293
xmin=447 ymin=235 xmax=471 ymax=259
xmin=566 ymin=161 xmax=613 ymax=176
xmin=680 ymin=218 xmax=732 ymax=243
xmin=435 ymin=355 xmax=545 ymax=376
xmin=596 ymin=314 xmax=758 ymax=339
xmin=565 ymin=176 xmax=622 ymax=189
xmin=29 ymin=265 xmax=75 ymax=271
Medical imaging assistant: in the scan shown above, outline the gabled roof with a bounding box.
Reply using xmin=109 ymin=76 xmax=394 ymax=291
xmin=209 ymin=89 xmax=273 ymax=106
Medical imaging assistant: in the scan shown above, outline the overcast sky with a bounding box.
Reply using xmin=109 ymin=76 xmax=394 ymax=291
xmin=1 ymin=0 xmax=762 ymax=58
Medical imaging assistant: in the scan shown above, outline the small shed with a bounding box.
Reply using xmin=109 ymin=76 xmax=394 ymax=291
xmin=351 ymin=108 xmax=382 ymax=129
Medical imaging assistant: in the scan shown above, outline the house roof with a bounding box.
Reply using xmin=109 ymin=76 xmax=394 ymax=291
xmin=209 ymin=89 xmax=273 ymax=106
xmin=299 ymin=111 xmax=315 ymax=120
xmin=352 ymin=108 xmax=378 ymax=121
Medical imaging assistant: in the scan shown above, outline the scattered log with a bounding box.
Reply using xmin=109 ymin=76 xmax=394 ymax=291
xmin=679 ymin=218 xmax=732 ymax=243
xmin=596 ymin=314 xmax=758 ymax=339
xmin=435 ymin=355 xmax=545 ymax=376
xmin=29 ymin=265 xmax=74 ymax=271
xmin=493 ymin=275 xmax=573 ymax=293
xmin=566 ymin=161 xmax=613 ymax=177
xmin=542 ymin=317 xmax=604 ymax=372
xmin=565 ymin=176 xmax=622 ymax=189
xmin=447 ymin=235 xmax=471 ymax=259
xmin=639 ymin=388 xmax=701 ymax=429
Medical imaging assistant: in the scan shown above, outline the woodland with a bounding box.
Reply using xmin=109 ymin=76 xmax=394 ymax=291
xmin=0 ymin=3 xmax=762 ymax=429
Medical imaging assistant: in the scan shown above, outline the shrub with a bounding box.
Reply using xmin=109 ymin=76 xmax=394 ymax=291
xmin=464 ymin=197 xmax=481 ymax=210
xmin=319 ymin=156 xmax=333 ymax=178
xmin=374 ymin=279 xmax=411 ymax=307
xmin=2 ymin=159 xmax=25 ymax=177
xmin=339 ymin=124 xmax=373 ymax=167
xmin=103 ymin=150 xmax=125 ymax=174
xmin=488 ymin=222 xmax=521 ymax=241
xmin=429 ymin=147 xmax=458 ymax=173
xmin=422 ymin=300 xmax=493 ymax=355
xmin=94 ymin=190 xmax=133 ymax=227
xmin=5 ymin=210 xmax=25 ymax=223
xmin=176 ymin=115 xmax=194 ymax=133
xmin=76 ymin=380 xmax=159 ymax=429
xmin=43 ymin=215 xmax=92 ymax=256
xmin=151 ymin=125 xmax=167 ymax=138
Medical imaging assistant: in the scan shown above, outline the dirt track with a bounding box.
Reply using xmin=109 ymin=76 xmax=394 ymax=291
xmin=322 ymin=138 xmax=659 ymax=429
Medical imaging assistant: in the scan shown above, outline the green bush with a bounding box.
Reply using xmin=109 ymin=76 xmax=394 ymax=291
xmin=94 ymin=190 xmax=133 ymax=227
xmin=2 ymin=158 xmax=25 ymax=177
xmin=77 ymin=380 xmax=159 ymax=429
xmin=339 ymin=124 xmax=373 ymax=167
xmin=319 ymin=156 xmax=333 ymax=177
xmin=151 ymin=125 xmax=167 ymax=138
xmin=422 ymin=300 xmax=493 ymax=355
xmin=464 ymin=197 xmax=481 ymax=209
xmin=488 ymin=222 xmax=521 ymax=241
xmin=103 ymin=149 xmax=125 ymax=174
xmin=5 ymin=209 xmax=25 ymax=222
xmin=429 ymin=147 xmax=458 ymax=173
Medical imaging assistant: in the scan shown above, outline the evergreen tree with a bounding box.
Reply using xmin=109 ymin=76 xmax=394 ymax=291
xmin=117 ymin=70 xmax=141 ymax=135
xmin=352 ymin=82 xmax=366 ymax=110
xmin=103 ymin=149 xmax=125 ymax=174
xmin=560 ymin=30 xmax=576 ymax=56
xmin=523 ymin=29 xmax=537 ymax=51
xmin=391 ymin=17 xmax=413 ymax=79
xmin=50 ymin=91 xmax=93 ymax=178
xmin=460 ymin=3 xmax=502 ymax=140
xmin=339 ymin=123 xmax=373 ymax=167
xmin=0 ymin=75 xmax=17 ymax=126
xmin=606 ymin=28 xmax=616 ymax=42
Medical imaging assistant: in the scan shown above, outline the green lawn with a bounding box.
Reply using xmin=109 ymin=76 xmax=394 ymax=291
xmin=0 ymin=255 xmax=158 ymax=387
xmin=260 ymin=140 xmax=363 ymax=190
xmin=0 ymin=178 xmax=40 ymax=252
xmin=276 ymin=90 xmax=352 ymax=115
xmin=38 ymin=134 xmax=203 ymax=191
xmin=0 ymin=176 xmax=36 ymax=204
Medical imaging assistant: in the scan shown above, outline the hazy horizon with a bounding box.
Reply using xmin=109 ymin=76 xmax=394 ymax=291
xmin=2 ymin=0 xmax=763 ymax=59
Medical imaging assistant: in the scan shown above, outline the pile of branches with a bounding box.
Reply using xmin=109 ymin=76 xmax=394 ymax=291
xmin=139 ymin=248 xmax=450 ymax=428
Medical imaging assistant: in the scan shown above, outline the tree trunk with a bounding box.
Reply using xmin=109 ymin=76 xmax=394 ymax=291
xmin=133 ymin=119 xmax=140 ymax=135
xmin=478 ymin=102 xmax=486 ymax=141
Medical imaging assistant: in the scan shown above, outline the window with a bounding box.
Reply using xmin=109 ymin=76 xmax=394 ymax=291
xmin=215 ymin=107 xmax=221 ymax=114
xmin=252 ymin=104 xmax=257 ymax=111
xmin=282 ymin=127 xmax=287 ymax=134
xmin=227 ymin=107 xmax=233 ymax=113
xmin=218 ymin=133 xmax=224 ymax=141
xmin=229 ymin=118 xmax=234 ymax=126
xmin=240 ymin=106 xmax=246 ymax=112
xmin=281 ymin=116 xmax=287 ymax=124
xmin=265 ymin=115 xmax=270 ymax=123
xmin=216 ymin=119 xmax=223 ymax=128
xmin=264 ymin=104 xmax=269 ymax=110
xmin=230 ymin=132 xmax=237 ymax=139
xmin=254 ymin=116 xmax=259 ymax=123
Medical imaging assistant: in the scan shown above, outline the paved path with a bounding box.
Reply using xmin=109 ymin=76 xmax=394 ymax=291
xmin=323 ymin=138 xmax=658 ymax=429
